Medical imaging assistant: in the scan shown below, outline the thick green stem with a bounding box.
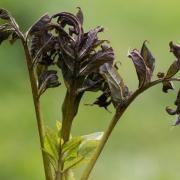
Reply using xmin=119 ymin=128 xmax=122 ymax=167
xmin=56 ymin=89 xmax=82 ymax=180
xmin=81 ymin=77 xmax=180 ymax=180
xmin=22 ymin=42 xmax=53 ymax=180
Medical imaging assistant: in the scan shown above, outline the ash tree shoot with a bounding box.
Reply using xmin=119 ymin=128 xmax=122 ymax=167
xmin=0 ymin=7 xmax=180 ymax=180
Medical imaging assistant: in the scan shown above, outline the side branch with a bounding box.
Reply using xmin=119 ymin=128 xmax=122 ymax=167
xmin=80 ymin=77 xmax=180 ymax=180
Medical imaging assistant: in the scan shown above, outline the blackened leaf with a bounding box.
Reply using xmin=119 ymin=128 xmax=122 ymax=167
xmin=87 ymin=92 xmax=111 ymax=112
xmin=175 ymin=89 xmax=180 ymax=114
xmin=169 ymin=41 xmax=180 ymax=59
xmin=128 ymin=49 xmax=151 ymax=88
xmin=0 ymin=29 xmax=12 ymax=44
xmin=29 ymin=14 xmax=51 ymax=35
xmin=38 ymin=70 xmax=60 ymax=96
xmin=166 ymin=107 xmax=177 ymax=115
xmin=76 ymin=7 xmax=83 ymax=25
xmin=78 ymin=26 xmax=104 ymax=59
xmin=174 ymin=115 xmax=180 ymax=126
xmin=9 ymin=31 xmax=19 ymax=44
xmin=165 ymin=60 xmax=180 ymax=79
xmin=162 ymin=80 xmax=174 ymax=93
xmin=0 ymin=24 xmax=19 ymax=44
xmin=157 ymin=72 xmax=165 ymax=78
xmin=140 ymin=41 xmax=155 ymax=73
xmin=79 ymin=46 xmax=114 ymax=76
xmin=0 ymin=8 xmax=10 ymax=20
xmin=165 ymin=89 xmax=180 ymax=126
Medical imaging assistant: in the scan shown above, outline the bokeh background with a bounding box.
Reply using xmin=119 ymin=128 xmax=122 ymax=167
xmin=0 ymin=0 xmax=180 ymax=179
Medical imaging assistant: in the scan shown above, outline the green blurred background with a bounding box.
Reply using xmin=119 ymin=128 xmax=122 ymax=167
xmin=0 ymin=0 xmax=180 ymax=179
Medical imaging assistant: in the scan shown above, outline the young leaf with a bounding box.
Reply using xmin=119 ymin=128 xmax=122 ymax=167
xmin=165 ymin=60 xmax=180 ymax=79
xmin=38 ymin=70 xmax=60 ymax=96
xmin=91 ymin=92 xmax=112 ymax=111
xmin=28 ymin=14 xmax=51 ymax=35
xmin=62 ymin=137 xmax=83 ymax=154
xmin=0 ymin=25 xmax=19 ymax=44
xmin=78 ymin=140 xmax=99 ymax=159
xmin=140 ymin=41 xmax=155 ymax=73
xmin=162 ymin=80 xmax=174 ymax=93
xmin=44 ymin=128 xmax=59 ymax=167
xmin=79 ymin=46 xmax=114 ymax=76
xmin=169 ymin=41 xmax=180 ymax=59
xmin=128 ymin=49 xmax=151 ymax=88
xmin=100 ymin=63 xmax=128 ymax=107
xmin=165 ymin=89 xmax=180 ymax=125
xmin=0 ymin=8 xmax=10 ymax=20
xmin=76 ymin=7 xmax=84 ymax=25
xmin=78 ymin=26 xmax=104 ymax=59
xmin=62 ymin=132 xmax=103 ymax=171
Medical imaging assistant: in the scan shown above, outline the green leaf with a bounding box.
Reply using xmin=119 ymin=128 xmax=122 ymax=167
xmin=62 ymin=136 xmax=83 ymax=154
xmin=78 ymin=140 xmax=99 ymax=159
xmin=44 ymin=128 xmax=59 ymax=165
xmin=62 ymin=132 xmax=103 ymax=171
xmin=63 ymin=156 xmax=85 ymax=172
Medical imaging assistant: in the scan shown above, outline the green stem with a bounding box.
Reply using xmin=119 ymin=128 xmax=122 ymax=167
xmin=22 ymin=42 xmax=53 ymax=180
xmin=56 ymin=89 xmax=82 ymax=180
xmin=81 ymin=77 xmax=180 ymax=180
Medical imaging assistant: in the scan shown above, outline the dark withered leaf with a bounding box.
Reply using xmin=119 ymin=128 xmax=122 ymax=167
xmin=0 ymin=8 xmax=10 ymax=20
xmin=166 ymin=107 xmax=177 ymax=115
xmin=100 ymin=63 xmax=128 ymax=106
xmin=166 ymin=89 xmax=180 ymax=126
xmin=157 ymin=72 xmax=165 ymax=78
xmin=79 ymin=46 xmax=114 ymax=76
xmin=76 ymin=7 xmax=83 ymax=25
xmin=38 ymin=70 xmax=60 ymax=96
xmin=29 ymin=14 xmax=51 ymax=35
xmin=78 ymin=26 xmax=104 ymax=59
xmin=91 ymin=93 xmax=111 ymax=111
xmin=165 ymin=60 xmax=180 ymax=79
xmin=9 ymin=31 xmax=19 ymax=44
xmin=0 ymin=24 xmax=19 ymax=44
xmin=169 ymin=41 xmax=180 ymax=59
xmin=0 ymin=29 xmax=12 ymax=44
xmin=175 ymin=89 xmax=180 ymax=113
xmin=128 ymin=49 xmax=151 ymax=88
xmin=162 ymin=80 xmax=174 ymax=93
xmin=174 ymin=115 xmax=180 ymax=126
xmin=140 ymin=41 xmax=155 ymax=73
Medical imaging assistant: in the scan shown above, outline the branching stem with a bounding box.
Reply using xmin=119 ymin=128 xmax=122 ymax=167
xmin=81 ymin=77 xmax=180 ymax=180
